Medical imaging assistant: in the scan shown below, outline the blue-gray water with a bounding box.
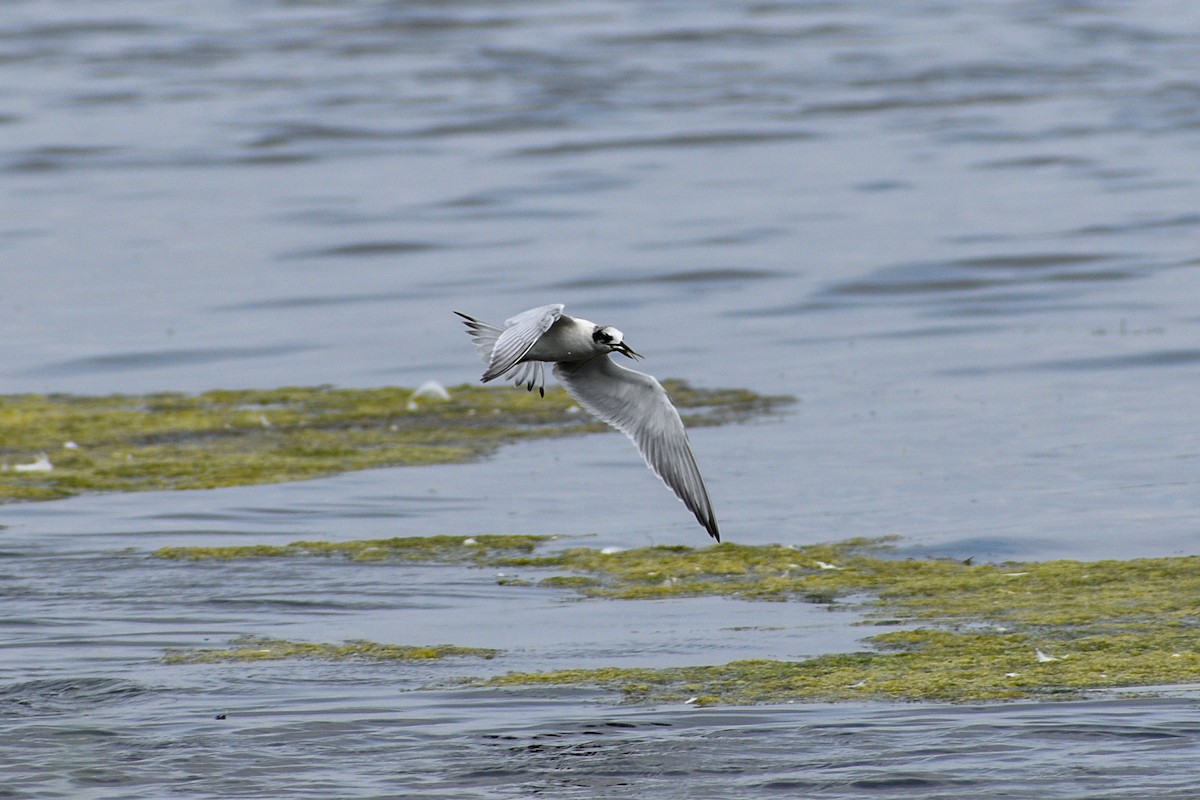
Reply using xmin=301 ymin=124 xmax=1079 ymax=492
xmin=3 ymin=1 xmax=1200 ymax=796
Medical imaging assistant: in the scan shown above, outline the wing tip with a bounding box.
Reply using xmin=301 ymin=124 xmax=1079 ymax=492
xmin=704 ymin=517 xmax=720 ymax=542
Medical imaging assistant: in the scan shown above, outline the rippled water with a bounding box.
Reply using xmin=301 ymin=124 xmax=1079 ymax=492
xmin=3 ymin=1 xmax=1200 ymax=796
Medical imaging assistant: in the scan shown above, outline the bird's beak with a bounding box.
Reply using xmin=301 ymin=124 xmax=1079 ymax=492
xmin=613 ymin=342 xmax=642 ymax=360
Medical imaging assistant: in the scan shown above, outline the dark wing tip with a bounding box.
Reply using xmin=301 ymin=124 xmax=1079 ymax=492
xmin=706 ymin=520 xmax=720 ymax=542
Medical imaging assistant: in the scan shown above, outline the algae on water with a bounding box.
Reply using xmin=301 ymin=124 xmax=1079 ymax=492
xmin=153 ymin=534 xmax=1200 ymax=703
xmin=481 ymin=542 xmax=1200 ymax=703
xmin=164 ymin=636 xmax=499 ymax=665
xmin=22 ymin=382 xmax=1191 ymax=702
xmin=0 ymin=382 xmax=789 ymax=503
xmin=154 ymin=533 xmax=549 ymax=563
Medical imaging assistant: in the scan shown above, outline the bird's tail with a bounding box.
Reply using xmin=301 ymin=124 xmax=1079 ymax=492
xmin=453 ymin=312 xmax=503 ymax=367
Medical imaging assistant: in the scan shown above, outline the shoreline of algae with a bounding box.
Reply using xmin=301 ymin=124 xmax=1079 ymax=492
xmin=163 ymin=635 xmax=499 ymax=665
xmin=153 ymin=535 xmax=1200 ymax=704
xmin=155 ymin=533 xmax=550 ymax=563
xmin=0 ymin=381 xmax=790 ymax=503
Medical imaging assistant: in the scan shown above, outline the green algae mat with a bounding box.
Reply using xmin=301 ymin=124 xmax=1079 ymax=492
xmin=11 ymin=382 xmax=1194 ymax=704
xmin=0 ymin=381 xmax=787 ymax=502
xmin=157 ymin=535 xmax=1200 ymax=704
xmin=163 ymin=636 xmax=498 ymax=665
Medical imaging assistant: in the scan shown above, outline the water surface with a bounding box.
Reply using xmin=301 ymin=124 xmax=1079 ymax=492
xmin=2 ymin=1 xmax=1199 ymax=796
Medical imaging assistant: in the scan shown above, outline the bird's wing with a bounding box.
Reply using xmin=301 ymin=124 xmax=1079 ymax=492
xmin=454 ymin=312 xmax=504 ymax=365
xmin=454 ymin=304 xmax=564 ymax=381
xmin=481 ymin=304 xmax=564 ymax=382
xmin=553 ymin=355 xmax=719 ymax=541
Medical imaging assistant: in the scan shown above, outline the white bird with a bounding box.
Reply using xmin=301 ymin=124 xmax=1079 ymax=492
xmin=454 ymin=304 xmax=720 ymax=541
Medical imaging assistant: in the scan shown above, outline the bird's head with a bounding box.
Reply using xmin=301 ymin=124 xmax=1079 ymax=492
xmin=592 ymin=325 xmax=642 ymax=360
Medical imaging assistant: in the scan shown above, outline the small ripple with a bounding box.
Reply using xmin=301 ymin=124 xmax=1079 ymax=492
xmin=205 ymin=596 xmax=383 ymax=613
xmin=86 ymin=40 xmax=239 ymax=68
xmin=70 ymin=90 xmax=144 ymax=106
xmin=5 ymin=145 xmax=123 ymax=174
xmin=234 ymin=152 xmax=321 ymax=166
xmin=778 ymin=323 xmax=1007 ymax=345
xmin=212 ymin=290 xmax=421 ymax=312
xmin=247 ymin=122 xmax=403 ymax=149
xmin=801 ymin=90 xmax=1039 ymax=117
xmin=973 ymin=154 xmax=1096 ymax=170
xmin=1031 ymin=721 xmax=1192 ymax=742
xmin=0 ymin=19 xmax=161 ymax=42
xmin=410 ymin=113 xmax=569 ymax=139
xmin=845 ymin=774 xmax=978 ymax=791
xmin=851 ymin=58 xmax=1140 ymax=89
xmin=830 ymin=275 xmax=1006 ymax=297
xmin=817 ymin=252 xmax=1134 ymax=307
xmin=639 ymin=227 xmax=790 ymax=250
xmin=596 ymin=23 xmax=872 ymax=47
xmin=943 ymin=348 xmax=1200 ymax=376
xmin=285 ymin=241 xmax=444 ymax=259
xmin=20 ymin=344 xmax=318 ymax=376
xmin=556 ymin=267 xmax=779 ymax=289
xmin=1066 ymin=213 xmax=1200 ymax=237
xmin=1030 ymin=348 xmax=1200 ymax=372
xmin=509 ymin=129 xmax=817 ymax=157
xmin=952 ymin=253 xmax=1120 ymax=270
xmin=0 ymin=677 xmax=149 ymax=717
xmin=855 ymin=179 xmax=912 ymax=192
xmin=1113 ymin=81 xmax=1200 ymax=134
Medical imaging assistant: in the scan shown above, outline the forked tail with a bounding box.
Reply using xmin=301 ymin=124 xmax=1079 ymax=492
xmin=453 ymin=312 xmax=502 ymax=366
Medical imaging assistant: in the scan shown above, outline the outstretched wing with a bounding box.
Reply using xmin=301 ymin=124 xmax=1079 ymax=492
xmin=455 ymin=304 xmax=563 ymax=383
xmin=554 ymin=355 xmax=720 ymax=541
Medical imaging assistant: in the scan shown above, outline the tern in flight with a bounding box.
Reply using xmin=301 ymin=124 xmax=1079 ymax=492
xmin=455 ymin=304 xmax=720 ymax=541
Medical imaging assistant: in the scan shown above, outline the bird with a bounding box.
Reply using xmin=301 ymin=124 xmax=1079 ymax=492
xmin=454 ymin=304 xmax=720 ymax=541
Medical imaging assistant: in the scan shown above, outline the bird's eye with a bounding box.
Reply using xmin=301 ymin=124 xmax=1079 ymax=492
xmin=593 ymin=329 xmax=612 ymax=344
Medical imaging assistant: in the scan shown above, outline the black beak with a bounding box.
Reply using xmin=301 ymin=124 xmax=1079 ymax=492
xmin=613 ymin=342 xmax=642 ymax=360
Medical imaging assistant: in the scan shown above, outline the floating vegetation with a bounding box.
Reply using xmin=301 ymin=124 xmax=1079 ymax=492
xmin=488 ymin=627 xmax=1200 ymax=705
xmin=164 ymin=636 xmax=498 ymax=665
xmin=0 ymin=381 xmax=789 ymax=503
xmin=154 ymin=533 xmax=549 ymax=563
xmin=153 ymin=534 xmax=1200 ymax=703
xmin=484 ymin=542 xmax=1200 ymax=703
xmin=493 ymin=539 xmax=891 ymax=601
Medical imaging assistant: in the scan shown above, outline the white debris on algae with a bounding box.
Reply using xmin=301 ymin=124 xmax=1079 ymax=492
xmin=408 ymin=380 xmax=451 ymax=410
xmin=9 ymin=452 xmax=54 ymax=472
